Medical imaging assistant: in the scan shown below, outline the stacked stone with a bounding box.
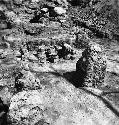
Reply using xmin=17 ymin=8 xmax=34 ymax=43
xmin=76 ymin=42 xmax=107 ymax=88
xmin=84 ymin=43 xmax=107 ymax=88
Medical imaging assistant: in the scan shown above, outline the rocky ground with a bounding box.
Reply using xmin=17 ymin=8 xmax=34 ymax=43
xmin=0 ymin=0 xmax=119 ymax=125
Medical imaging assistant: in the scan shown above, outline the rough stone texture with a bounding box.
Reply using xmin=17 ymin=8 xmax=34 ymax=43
xmin=8 ymin=78 xmax=119 ymax=125
xmin=85 ymin=43 xmax=107 ymax=87
xmin=0 ymin=0 xmax=119 ymax=124
xmin=76 ymin=43 xmax=107 ymax=88
xmin=15 ymin=70 xmax=42 ymax=91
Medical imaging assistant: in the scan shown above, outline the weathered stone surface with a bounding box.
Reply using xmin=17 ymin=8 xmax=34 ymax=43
xmin=54 ymin=7 xmax=66 ymax=15
xmin=14 ymin=70 xmax=42 ymax=91
xmin=1 ymin=0 xmax=119 ymax=124
xmin=76 ymin=43 xmax=107 ymax=88
xmin=8 ymin=78 xmax=119 ymax=125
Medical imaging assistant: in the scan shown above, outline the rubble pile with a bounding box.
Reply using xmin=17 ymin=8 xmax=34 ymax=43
xmin=13 ymin=41 xmax=77 ymax=64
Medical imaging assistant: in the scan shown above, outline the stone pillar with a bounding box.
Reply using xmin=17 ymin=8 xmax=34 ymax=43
xmin=76 ymin=43 xmax=107 ymax=88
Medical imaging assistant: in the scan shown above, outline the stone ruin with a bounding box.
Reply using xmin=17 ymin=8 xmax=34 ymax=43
xmin=76 ymin=42 xmax=107 ymax=88
xmin=18 ymin=41 xmax=76 ymax=64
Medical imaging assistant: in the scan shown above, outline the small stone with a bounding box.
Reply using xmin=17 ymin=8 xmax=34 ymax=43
xmin=54 ymin=7 xmax=66 ymax=15
xmin=31 ymin=0 xmax=39 ymax=2
xmin=41 ymin=8 xmax=48 ymax=13
xmin=28 ymin=54 xmax=38 ymax=61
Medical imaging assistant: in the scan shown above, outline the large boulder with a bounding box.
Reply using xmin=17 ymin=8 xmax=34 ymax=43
xmin=8 ymin=90 xmax=45 ymax=125
xmin=8 ymin=78 xmax=119 ymax=125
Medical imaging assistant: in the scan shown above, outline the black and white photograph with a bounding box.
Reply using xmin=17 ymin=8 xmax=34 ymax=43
xmin=0 ymin=0 xmax=119 ymax=125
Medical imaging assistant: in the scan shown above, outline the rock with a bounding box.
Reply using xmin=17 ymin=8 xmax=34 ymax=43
xmin=31 ymin=0 xmax=39 ymax=2
xmin=68 ymin=0 xmax=90 ymax=7
xmin=113 ymin=64 xmax=119 ymax=74
xmin=41 ymin=8 xmax=48 ymax=13
xmin=14 ymin=71 xmax=24 ymax=92
xmin=0 ymin=87 xmax=13 ymax=105
xmin=64 ymin=43 xmax=72 ymax=50
xmin=0 ymin=5 xmax=7 ymax=11
xmin=8 ymin=79 xmax=119 ymax=125
xmin=76 ymin=42 xmax=107 ymax=88
xmin=83 ymin=87 xmax=103 ymax=96
xmin=54 ymin=7 xmax=66 ymax=15
xmin=1 ymin=0 xmax=119 ymax=124
xmin=8 ymin=90 xmax=44 ymax=125
xmin=28 ymin=54 xmax=38 ymax=61
xmin=17 ymin=71 xmax=42 ymax=90
xmin=5 ymin=11 xmax=16 ymax=20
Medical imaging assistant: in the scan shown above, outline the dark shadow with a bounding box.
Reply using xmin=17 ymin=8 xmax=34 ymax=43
xmin=113 ymin=34 xmax=119 ymax=41
xmin=29 ymin=65 xmax=119 ymax=117
xmin=111 ymin=72 xmax=119 ymax=77
xmin=24 ymin=30 xmax=37 ymax=36
xmin=73 ymin=20 xmax=89 ymax=29
xmin=68 ymin=0 xmax=88 ymax=7
xmin=29 ymin=13 xmax=43 ymax=23
xmin=0 ymin=10 xmax=7 ymax=21
xmin=63 ymin=71 xmax=85 ymax=87
xmin=14 ymin=72 xmax=24 ymax=92
xmin=50 ymin=64 xmax=119 ymax=117
xmin=28 ymin=65 xmax=119 ymax=117
xmin=0 ymin=98 xmax=9 ymax=125
xmin=50 ymin=71 xmax=64 ymax=77
xmin=40 ymin=68 xmax=119 ymax=117
xmin=32 ymin=67 xmax=85 ymax=88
